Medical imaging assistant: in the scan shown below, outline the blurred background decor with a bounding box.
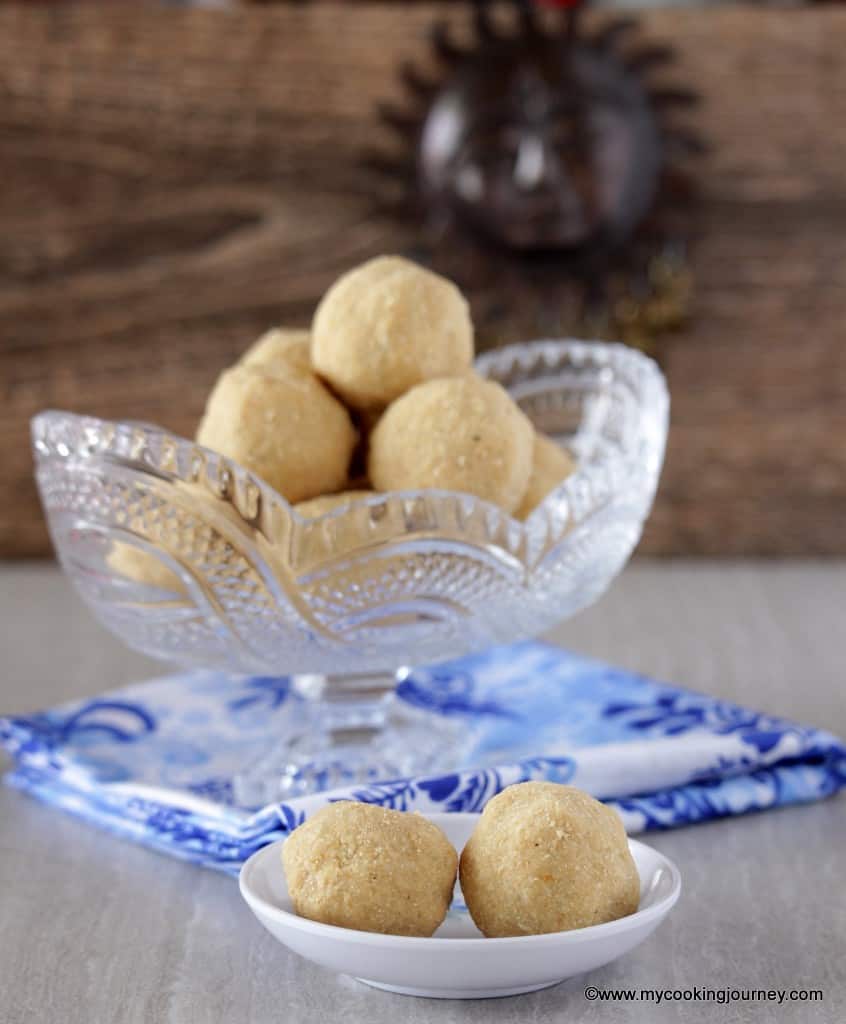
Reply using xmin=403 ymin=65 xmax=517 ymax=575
xmin=1 ymin=3 xmax=845 ymax=558
xmin=367 ymin=0 xmax=701 ymax=354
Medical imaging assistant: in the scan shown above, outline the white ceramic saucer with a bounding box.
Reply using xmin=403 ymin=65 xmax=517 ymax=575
xmin=239 ymin=812 xmax=681 ymax=1000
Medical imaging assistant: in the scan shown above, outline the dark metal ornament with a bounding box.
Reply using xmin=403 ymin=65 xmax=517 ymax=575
xmin=368 ymin=1 xmax=703 ymax=353
xmin=419 ymin=19 xmax=661 ymax=252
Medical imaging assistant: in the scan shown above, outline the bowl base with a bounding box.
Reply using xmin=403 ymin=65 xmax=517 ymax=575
xmin=356 ymin=978 xmax=562 ymax=1000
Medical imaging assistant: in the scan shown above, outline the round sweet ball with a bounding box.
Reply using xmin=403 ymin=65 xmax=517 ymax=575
xmin=240 ymin=328 xmax=311 ymax=377
xmin=294 ymin=489 xmax=375 ymax=519
xmin=459 ymin=782 xmax=640 ymax=937
xmin=515 ymin=433 xmax=577 ymax=519
xmin=311 ymin=255 xmax=474 ymax=409
xmin=196 ymin=365 xmax=357 ymax=504
xmin=368 ymin=374 xmax=534 ymax=513
xmin=282 ymin=802 xmax=458 ymax=936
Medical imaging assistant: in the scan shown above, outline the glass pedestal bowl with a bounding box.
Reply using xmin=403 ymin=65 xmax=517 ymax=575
xmin=32 ymin=340 xmax=668 ymax=803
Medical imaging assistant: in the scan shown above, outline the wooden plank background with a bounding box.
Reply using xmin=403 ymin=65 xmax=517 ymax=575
xmin=1 ymin=4 xmax=845 ymax=557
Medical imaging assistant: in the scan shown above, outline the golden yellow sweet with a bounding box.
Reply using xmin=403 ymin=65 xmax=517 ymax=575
xmin=282 ymin=802 xmax=458 ymax=937
xmin=515 ymin=433 xmax=577 ymax=519
xmin=196 ymin=364 xmax=357 ymax=504
xmin=240 ymin=328 xmax=311 ymax=377
xmin=459 ymin=783 xmax=640 ymax=937
xmin=311 ymin=255 xmax=474 ymax=409
xmin=294 ymin=489 xmax=375 ymax=519
xmin=106 ymin=483 xmax=247 ymax=590
xmin=106 ymin=543 xmax=186 ymax=594
xmin=368 ymin=374 xmax=534 ymax=513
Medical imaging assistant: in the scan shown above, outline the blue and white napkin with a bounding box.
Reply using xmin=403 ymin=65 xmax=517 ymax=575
xmin=2 ymin=642 xmax=843 ymax=875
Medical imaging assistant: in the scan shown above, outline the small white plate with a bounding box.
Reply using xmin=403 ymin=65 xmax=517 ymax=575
xmin=239 ymin=812 xmax=681 ymax=1000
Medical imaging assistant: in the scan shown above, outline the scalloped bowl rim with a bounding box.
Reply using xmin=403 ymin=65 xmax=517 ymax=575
xmin=30 ymin=339 xmax=669 ymax=543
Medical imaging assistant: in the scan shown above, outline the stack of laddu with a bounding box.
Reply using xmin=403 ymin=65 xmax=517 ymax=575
xmin=197 ymin=255 xmax=576 ymax=520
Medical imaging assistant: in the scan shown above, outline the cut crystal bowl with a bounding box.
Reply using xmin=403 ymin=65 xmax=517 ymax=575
xmin=32 ymin=340 xmax=668 ymax=800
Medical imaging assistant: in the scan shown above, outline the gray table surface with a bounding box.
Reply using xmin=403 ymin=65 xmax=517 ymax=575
xmin=1 ymin=561 xmax=844 ymax=1023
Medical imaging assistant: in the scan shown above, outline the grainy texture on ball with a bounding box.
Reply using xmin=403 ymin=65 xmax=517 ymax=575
xmin=240 ymin=328 xmax=311 ymax=377
xmin=460 ymin=783 xmax=640 ymax=937
xmin=368 ymin=375 xmax=534 ymax=513
xmin=294 ymin=489 xmax=374 ymax=518
xmin=515 ymin=433 xmax=577 ymax=519
xmin=311 ymin=255 xmax=474 ymax=409
xmin=282 ymin=802 xmax=458 ymax=937
xmin=196 ymin=365 xmax=357 ymax=503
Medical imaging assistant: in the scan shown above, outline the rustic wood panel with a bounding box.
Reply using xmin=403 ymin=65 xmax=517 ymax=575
xmin=1 ymin=5 xmax=845 ymax=557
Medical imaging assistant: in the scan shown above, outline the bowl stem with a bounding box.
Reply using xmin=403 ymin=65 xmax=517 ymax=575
xmin=232 ymin=670 xmax=464 ymax=806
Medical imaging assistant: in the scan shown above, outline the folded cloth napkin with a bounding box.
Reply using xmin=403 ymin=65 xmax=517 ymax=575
xmin=2 ymin=642 xmax=843 ymax=876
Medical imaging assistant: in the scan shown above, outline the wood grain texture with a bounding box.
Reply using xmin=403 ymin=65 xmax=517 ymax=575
xmin=1 ymin=562 xmax=844 ymax=1024
xmin=1 ymin=5 xmax=845 ymax=556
